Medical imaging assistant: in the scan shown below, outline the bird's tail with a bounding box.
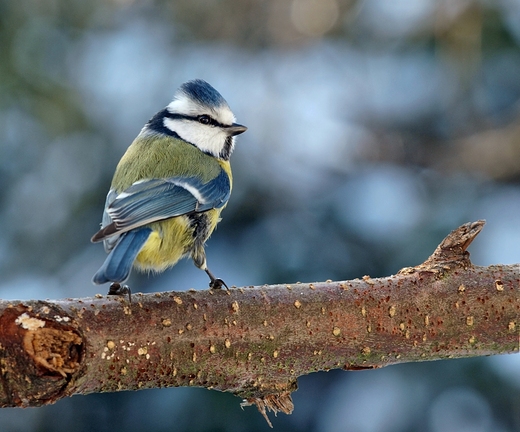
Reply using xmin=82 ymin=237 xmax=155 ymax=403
xmin=92 ymin=227 xmax=152 ymax=285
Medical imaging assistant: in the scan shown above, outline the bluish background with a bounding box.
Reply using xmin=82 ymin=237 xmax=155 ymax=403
xmin=1 ymin=0 xmax=520 ymax=430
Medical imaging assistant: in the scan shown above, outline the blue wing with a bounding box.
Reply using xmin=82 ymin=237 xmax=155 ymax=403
xmin=91 ymin=169 xmax=230 ymax=243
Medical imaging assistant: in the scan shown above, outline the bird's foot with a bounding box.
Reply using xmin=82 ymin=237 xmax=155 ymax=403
xmin=205 ymin=268 xmax=229 ymax=290
xmin=108 ymin=282 xmax=132 ymax=303
xmin=209 ymin=278 xmax=228 ymax=290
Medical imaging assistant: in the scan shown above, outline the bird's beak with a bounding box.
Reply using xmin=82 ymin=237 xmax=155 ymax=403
xmin=227 ymin=123 xmax=247 ymax=136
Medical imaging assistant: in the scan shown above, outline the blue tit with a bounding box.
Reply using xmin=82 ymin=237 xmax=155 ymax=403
xmin=91 ymin=79 xmax=247 ymax=294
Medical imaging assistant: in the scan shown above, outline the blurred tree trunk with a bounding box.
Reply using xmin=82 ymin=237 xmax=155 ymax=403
xmin=0 ymin=221 xmax=518 ymax=427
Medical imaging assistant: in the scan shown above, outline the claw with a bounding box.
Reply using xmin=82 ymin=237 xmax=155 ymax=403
xmin=209 ymin=278 xmax=228 ymax=290
xmin=205 ymin=269 xmax=229 ymax=290
xmin=108 ymin=282 xmax=132 ymax=303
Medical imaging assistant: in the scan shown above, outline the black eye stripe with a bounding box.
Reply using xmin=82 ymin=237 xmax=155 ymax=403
xmin=164 ymin=112 xmax=225 ymax=128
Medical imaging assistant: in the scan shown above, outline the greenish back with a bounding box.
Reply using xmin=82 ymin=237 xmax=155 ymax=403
xmin=111 ymin=133 xmax=224 ymax=192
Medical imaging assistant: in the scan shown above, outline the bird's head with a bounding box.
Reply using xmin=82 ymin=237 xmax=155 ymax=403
xmin=147 ymin=79 xmax=247 ymax=160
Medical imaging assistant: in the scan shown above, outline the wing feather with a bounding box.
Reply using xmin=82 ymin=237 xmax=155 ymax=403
xmin=91 ymin=169 xmax=230 ymax=243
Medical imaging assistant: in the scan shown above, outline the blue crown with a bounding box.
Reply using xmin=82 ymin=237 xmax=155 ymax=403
xmin=180 ymin=79 xmax=227 ymax=108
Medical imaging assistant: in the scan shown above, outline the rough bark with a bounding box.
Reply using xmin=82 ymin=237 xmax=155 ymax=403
xmin=0 ymin=220 xmax=518 ymax=426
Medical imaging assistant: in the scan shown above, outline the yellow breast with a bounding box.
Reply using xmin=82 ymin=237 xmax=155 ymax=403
xmin=133 ymin=208 xmax=222 ymax=273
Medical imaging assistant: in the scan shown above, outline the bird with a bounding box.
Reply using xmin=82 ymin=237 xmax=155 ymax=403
xmin=91 ymin=79 xmax=247 ymax=296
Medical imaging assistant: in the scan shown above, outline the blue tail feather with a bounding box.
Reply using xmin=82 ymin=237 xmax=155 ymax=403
xmin=92 ymin=227 xmax=152 ymax=285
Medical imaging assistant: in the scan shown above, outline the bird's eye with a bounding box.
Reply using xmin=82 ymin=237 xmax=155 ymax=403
xmin=198 ymin=115 xmax=211 ymax=125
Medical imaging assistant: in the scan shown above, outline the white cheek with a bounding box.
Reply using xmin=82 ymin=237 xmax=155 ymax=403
xmin=164 ymin=118 xmax=226 ymax=156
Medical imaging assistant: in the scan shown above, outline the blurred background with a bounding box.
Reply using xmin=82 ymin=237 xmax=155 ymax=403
xmin=1 ymin=0 xmax=520 ymax=430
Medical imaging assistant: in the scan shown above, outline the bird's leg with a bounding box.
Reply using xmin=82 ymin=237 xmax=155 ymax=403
xmin=108 ymin=282 xmax=132 ymax=303
xmin=192 ymin=242 xmax=228 ymax=289
xmin=205 ymin=269 xmax=228 ymax=290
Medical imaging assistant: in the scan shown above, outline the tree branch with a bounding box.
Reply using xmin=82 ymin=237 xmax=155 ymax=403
xmin=0 ymin=220 xmax=518 ymax=427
